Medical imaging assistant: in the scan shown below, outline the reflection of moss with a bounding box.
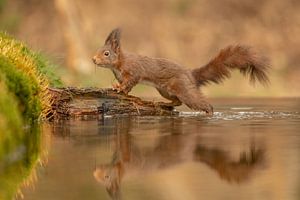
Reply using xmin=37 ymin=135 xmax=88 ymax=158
xmin=0 ymin=76 xmax=25 ymax=200
xmin=0 ymin=77 xmax=23 ymax=160
xmin=0 ymin=124 xmax=43 ymax=200
xmin=0 ymin=78 xmax=44 ymax=200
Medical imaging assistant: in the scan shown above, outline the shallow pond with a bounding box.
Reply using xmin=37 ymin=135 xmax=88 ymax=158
xmin=20 ymin=98 xmax=300 ymax=200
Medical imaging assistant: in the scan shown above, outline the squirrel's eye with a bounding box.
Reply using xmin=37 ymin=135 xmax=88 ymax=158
xmin=103 ymin=51 xmax=110 ymax=57
xmin=104 ymin=175 xmax=109 ymax=179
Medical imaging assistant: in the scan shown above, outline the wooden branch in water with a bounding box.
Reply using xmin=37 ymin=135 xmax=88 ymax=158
xmin=47 ymin=87 xmax=178 ymax=120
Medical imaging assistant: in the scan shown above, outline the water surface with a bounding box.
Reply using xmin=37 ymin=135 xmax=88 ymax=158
xmin=21 ymin=98 xmax=300 ymax=200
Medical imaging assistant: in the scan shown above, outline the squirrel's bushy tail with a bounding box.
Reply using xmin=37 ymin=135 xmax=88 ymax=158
xmin=192 ymin=45 xmax=270 ymax=86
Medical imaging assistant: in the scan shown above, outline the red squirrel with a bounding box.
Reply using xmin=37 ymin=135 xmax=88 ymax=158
xmin=92 ymin=28 xmax=270 ymax=115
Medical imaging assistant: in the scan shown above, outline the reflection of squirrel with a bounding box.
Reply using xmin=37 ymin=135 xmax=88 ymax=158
xmin=93 ymin=131 xmax=265 ymax=199
xmin=93 ymin=28 xmax=270 ymax=115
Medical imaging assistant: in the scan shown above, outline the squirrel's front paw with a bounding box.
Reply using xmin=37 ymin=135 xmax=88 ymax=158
xmin=112 ymin=83 xmax=130 ymax=94
xmin=112 ymin=83 xmax=121 ymax=93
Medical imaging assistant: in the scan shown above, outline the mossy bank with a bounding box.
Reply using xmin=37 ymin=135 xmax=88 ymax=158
xmin=0 ymin=32 xmax=62 ymax=120
xmin=0 ymin=33 xmax=61 ymax=199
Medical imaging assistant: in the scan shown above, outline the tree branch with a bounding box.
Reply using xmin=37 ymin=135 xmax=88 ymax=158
xmin=47 ymin=87 xmax=178 ymax=120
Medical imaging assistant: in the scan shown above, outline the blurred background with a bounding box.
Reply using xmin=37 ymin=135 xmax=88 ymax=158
xmin=1 ymin=0 xmax=299 ymax=98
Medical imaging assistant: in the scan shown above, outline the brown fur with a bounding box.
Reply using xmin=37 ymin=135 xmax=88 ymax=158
xmin=93 ymin=28 xmax=270 ymax=115
xmin=192 ymin=45 xmax=270 ymax=86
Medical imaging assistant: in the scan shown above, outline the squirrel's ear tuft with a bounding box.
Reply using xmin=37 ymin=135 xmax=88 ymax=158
xmin=105 ymin=28 xmax=121 ymax=53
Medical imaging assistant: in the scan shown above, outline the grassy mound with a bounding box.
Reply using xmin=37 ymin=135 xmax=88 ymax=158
xmin=0 ymin=56 xmax=41 ymax=120
xmin=0 ymin=32 xmax=62 ymax=120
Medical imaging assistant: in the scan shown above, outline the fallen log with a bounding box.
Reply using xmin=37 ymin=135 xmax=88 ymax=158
xmin=47 ymin=87 xmax=178 ymax=120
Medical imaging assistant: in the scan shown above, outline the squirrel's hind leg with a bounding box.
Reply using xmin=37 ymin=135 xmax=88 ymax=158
xmin=156 ymin=88 xmax=182 ymax=106
xmin=174 ymin=88 xmax=213 ymax=115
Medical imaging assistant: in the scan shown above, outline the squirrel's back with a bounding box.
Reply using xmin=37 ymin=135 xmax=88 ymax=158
xmin=121 ymin=52 xmax=190 ymax=81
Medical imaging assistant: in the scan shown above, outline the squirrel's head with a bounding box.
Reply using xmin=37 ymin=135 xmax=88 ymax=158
xmin=93 ymin=28 xmax=121 ymax=68
xmin=93 ymin=162 xmax=124 ymax=199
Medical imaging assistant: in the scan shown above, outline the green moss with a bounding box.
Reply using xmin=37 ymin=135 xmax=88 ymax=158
xmin=0 ymin=56 xmax=41 ymax=120
xmin=0 ymin=32 xmax=62 ymax=86
xmin=0 ymin=32 xmax=63 ymax=119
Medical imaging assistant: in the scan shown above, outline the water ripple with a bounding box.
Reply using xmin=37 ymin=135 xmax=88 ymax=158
xmin=179 ymin=110 xmax=300 ymax=121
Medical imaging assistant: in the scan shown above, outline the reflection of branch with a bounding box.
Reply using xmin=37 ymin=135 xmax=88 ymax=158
xmin=193 ymin=145 xmax=264 ymax=183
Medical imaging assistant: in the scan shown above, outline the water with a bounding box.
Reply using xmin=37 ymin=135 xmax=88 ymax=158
xmin=20 ymin=98 xmax=300 ymax=200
